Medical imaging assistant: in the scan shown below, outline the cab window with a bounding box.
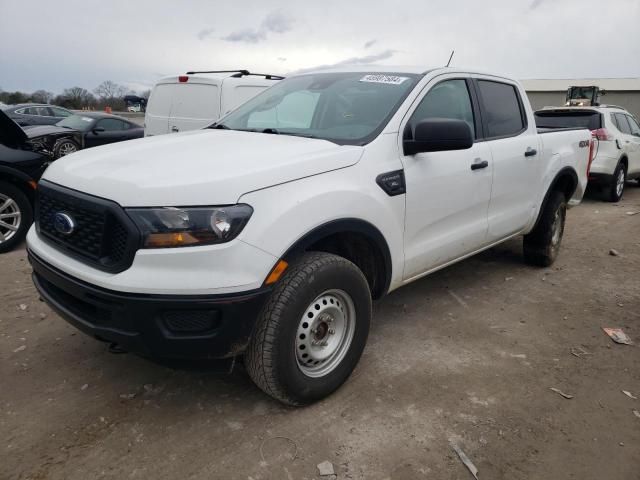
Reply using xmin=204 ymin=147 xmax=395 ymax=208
xmin=408 ymin=79 xmax=476 ymax=139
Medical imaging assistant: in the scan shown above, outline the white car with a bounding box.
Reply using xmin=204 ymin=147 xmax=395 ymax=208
xmin=144 ymin=69 xmax=282 ymax=136
xmin=27 ymin=66 xmax=592 ymax=405
xmin=535 ymin=105 xmax=640 ymax=201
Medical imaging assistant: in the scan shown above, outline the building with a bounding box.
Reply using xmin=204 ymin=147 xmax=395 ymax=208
xmin=521 ymin=78 xmax=640 ymax=118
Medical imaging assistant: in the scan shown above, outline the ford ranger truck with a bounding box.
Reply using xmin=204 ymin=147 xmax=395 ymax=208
xmin=27 ymin=67 xmax=593 ymax=405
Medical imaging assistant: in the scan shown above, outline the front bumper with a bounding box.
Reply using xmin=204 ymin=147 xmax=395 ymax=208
xmin=29 ymin=251 xmax=271 ymax=359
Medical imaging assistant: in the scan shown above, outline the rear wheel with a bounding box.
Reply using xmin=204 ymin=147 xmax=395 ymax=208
xmin=523 ymin=191 xmax=567 ymax=267
xmin=53 ymin=139 xmax=79 ymax=159
xmin=245 ymin=252 xmax=372 ymax=406
xmin=0 ymin=181 xmax=32 ymax=254
xmin=606 ymin=163 xmax=626 ymax=202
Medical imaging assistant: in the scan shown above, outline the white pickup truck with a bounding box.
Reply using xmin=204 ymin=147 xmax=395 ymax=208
xmin=27 ymin=67 xmax=592 ymax=405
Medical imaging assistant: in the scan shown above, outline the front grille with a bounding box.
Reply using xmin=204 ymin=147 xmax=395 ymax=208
xmin=36 ymin=181 xmax=140 ymax=273
xmin=163 ymin=310 xmax=221 ymax=334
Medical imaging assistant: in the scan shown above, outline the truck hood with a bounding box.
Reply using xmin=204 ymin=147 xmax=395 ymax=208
xmin=43 ymin=129 xmax=363 ymax=206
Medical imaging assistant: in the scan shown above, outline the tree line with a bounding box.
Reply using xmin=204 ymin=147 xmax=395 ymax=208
xmin=0 ymin=81 xmax=151 ymax=111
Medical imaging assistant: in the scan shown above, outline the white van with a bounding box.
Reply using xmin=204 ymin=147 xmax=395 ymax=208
xmin=144 ymin=70 xmax=282 ymax=136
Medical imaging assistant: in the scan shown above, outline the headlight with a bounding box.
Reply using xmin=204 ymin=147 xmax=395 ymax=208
xmin=126 ymin=205 xmax=253 ymax=248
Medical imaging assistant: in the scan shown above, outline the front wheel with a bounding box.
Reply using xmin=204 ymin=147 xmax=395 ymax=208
xmin=245 ymin=252 xmax=372 ymax=406
xmin=53 ymin=139 xmax=80 ymax=159
xmin=523 ymin=191 xmax=567 ymax=267
xmin=0 ymin=181 xmax=33 ymax=254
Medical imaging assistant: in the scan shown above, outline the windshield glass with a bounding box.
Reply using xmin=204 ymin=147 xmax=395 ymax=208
xmin=215 ymin=72 xmax=420 ymax=145
xmin=56 ymin=115 xmax=95 ymax=130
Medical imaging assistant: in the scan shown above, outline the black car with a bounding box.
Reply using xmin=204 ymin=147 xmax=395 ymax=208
xmin=3 ymin=103 xmax=74 ymax=126
xmin=0 ymin=111 xmax=50 ymax=252
xmin=26 ymin=112 xmax=144 ymax=157
xmin=0 ymin=110 xmax=144 ymax=252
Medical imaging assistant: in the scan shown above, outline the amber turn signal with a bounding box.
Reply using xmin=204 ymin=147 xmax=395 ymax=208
xmin=265 ymin=259 xmax=288 ymax=285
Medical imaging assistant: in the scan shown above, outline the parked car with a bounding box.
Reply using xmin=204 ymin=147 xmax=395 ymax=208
xmin=3 ymin=103 xmax=74 ymax=126
xmin=535 ymin=105 xmax=640 ymax=201
xmin=26 ymin=112 xmax=144 ymax=158
xmin=145 ymin=69 xmax=282 ymax=136
xmin=0 ymin=111 xmax=51 ymax=253
xmin=27 ymin=67 xmax=592 ymax=405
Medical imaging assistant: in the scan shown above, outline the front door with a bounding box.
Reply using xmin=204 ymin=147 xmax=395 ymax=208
xmin=401 ymin=77 xmax=492 ymax=281
xmin=85 ymin=118 xmax=128 ymax=147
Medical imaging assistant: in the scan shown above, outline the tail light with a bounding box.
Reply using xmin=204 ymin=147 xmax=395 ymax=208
xmin=587 ymin=138 xmax=595 ymax=177
xmin=591 ymin=128 xmax=613 ymax=141
xmin=178 ymin=75 xmax=189 ymax=83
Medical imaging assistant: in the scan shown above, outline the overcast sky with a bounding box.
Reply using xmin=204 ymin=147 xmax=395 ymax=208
xmin=1 ymin=0 xmax=638 ymax=94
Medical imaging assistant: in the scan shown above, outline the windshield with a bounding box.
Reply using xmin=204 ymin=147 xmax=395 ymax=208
xmin=56 ymin=115 xmax=95 ymax=131
xmin=215 ymin=72 xmax=420 ymax=145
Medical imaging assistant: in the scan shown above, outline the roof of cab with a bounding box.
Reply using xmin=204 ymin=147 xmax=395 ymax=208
xmin=287 ymin=65 xmax=514 ymax=81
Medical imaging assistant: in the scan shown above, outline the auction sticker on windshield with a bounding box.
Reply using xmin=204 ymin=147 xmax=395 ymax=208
xmin=359 ymin=74 xmax=409 ymax=85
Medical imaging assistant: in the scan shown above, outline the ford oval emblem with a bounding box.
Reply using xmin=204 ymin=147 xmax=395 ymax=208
xmin=53 ymin=212 xmax=76 ymax=235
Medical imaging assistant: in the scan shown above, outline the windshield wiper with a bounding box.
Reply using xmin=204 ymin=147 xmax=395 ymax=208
xmin=262 ymin=128 xmax=280 ymax=134
xmin=209 ymin=123 xmax=230 ymax=129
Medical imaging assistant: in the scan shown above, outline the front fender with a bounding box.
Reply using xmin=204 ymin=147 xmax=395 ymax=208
xmin=238 ymin=166 xmax=406 ymax=292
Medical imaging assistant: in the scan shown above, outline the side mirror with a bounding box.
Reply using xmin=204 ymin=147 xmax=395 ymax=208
xmin=92 ymin=126 xmax=105 ymax=134
xmin=403 ymin=118 xmax=473 ymax=156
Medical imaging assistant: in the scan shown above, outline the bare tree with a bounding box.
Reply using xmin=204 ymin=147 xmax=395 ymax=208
xmin=94 ymin=80 xmax=127 ymax=101
xmin=140 ymin=89 xmax=151 ymax=99
xmin=55 ymin=87 xmax=95 ymax=109
xmin=31 ymin=89 xmax=54 ymax=104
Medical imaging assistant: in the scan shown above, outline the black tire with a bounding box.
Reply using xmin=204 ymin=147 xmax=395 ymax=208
xmin=245 ymin=252 xmax=372 ymax=406
xmin=0 ymin=181 xmax=33 ymax=254
xmin=53 ymin=138 xmax=80 ymax=159
xmin=523 ymin=191 xmax=567 ymax=267
xmin=606 ymin=162 xmax=626 ymax=202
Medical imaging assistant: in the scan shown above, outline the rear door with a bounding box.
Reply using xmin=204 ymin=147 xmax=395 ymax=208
xmin=475 ymin=78 xmax=540 ymax=241
xmin=615 ymin=113 xmax=640 ymax=174
xmin=144 ymin=83 xmax=173 ymax=136
xmin=401 ymin=75 xmax=493 ymax=280
xmin=168 ymin=80 xmax=220 ymax=133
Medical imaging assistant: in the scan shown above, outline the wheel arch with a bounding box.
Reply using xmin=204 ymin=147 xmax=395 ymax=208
xmin=532 ymin=167 xmax=578 ymax=231
xmin=280 ymin=218 xmax=392 ymax=299
xmin=0 ymin=166 xmax=36 ymax=205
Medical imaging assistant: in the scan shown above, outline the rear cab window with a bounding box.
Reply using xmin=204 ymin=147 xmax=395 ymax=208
xmin=476 ymin=80 xmax=526 ymax=138
xmin=535 ymin=110 xmax=602 ymax=130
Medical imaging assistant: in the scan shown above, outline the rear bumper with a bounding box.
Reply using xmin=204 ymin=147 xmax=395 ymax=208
xmin=29 ymin=251 xmax=270 ymax=359
xmin=588 ymin=172 xmax=614 ymax=186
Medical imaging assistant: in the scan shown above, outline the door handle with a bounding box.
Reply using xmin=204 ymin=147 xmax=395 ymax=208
xmin=524 ymin=147 xmax=537 ymax=157
xmin=471 ymin=160 xmax=489 ymax=170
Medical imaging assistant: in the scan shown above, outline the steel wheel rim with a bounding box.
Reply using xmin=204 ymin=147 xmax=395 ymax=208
xmin=0 ymin=193 xmax=21 ymax=244
xmin=58 ymin=142 xmax=77 ymax=156
xmin=551 ymin=205 xmax=565 ymax=247
xmin=616 ymin=169 xmax=625 ymax=197
xmin=295 ymin=289 xmax=356 ymax=378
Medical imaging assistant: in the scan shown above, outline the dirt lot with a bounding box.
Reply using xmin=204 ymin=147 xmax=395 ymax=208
xmin=1 ymin=187 xmax=639 ymax=480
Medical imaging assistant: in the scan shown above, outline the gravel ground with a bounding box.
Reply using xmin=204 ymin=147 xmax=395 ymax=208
xmin=1 ymin=187 xmax=639 ymax=480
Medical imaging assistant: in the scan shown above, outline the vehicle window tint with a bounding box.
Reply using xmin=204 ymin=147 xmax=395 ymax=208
xmin=477 ymin=80 xmax=525 ymax=137
xmin=409 ymin=79 xmax=475 ymax=138
xmin=614 ymin=113 xmax=631 ymax=134
xmin=97 ymin=118 xmax=126 ymax=131
xmin=247 ymin=91 xmax=320 ymax=130
xmin=626 ymin=116 xmax=640 ymax=136
xmin=51 ymin=107 xmax=72 ymax=117
xmin=35 ymin=107 xmax=51 ymax=116
xmin=610 ymin=113 xmax=618 ymax=129
xmin=534 ymin=110 xmax=601 ymax=130
xmin=15 ymin=108 xmax=28 ymax=114
xmin=21 ymin=107 xmax=36 ymax=115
